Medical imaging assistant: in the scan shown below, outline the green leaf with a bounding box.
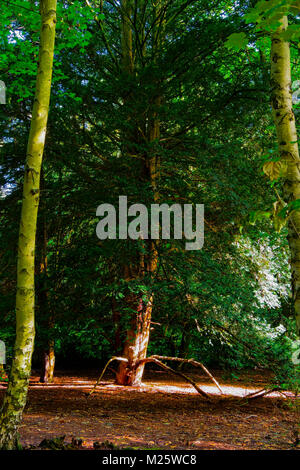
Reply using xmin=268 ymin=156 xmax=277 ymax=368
xmin=278 ymin=199 xmax=300 ymax=219
xmin=281 ymin=24 xmax=300 ymax=41
xmin=225 ymin=33 xmax=248 ymax=51
xmin=249 ymin=210 xmax=271 ymax=225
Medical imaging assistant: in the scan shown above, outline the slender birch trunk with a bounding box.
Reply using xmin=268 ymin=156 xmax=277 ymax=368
xmin=0 ymin=0 xmax=57 ymax=449
xmin=270 ymin=16 xmax=300 ymax=337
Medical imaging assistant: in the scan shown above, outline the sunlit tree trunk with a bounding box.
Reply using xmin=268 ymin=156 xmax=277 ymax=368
xmin=116 ymin=0 xmax=163 ymax=386
xmin=116 ymin=289 xmax=154 ymax=385
xmin=40 ymin=338 xmax=55 ymax=384
xmin=270 ymin=16 xmax=300 ymax=337
xmin=0 ymin=0 xmax=57 ymax=449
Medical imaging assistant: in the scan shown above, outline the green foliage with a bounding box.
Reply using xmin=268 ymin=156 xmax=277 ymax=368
xmin=245 ymin=0 xmax=300 ymax=34
xmin=0 ymin=0 xmax=298 ymax=383
xmin=225 ymin=33 xmax=248 ymax=51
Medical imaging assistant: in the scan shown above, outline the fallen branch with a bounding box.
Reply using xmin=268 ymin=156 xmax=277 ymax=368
xmin=137 ymin=357 xmax=211 ymax=399
xmin=88 ymin=356 xmax=128 ymax=397
xmin=151 ymin=355 xmax=224 ymax=394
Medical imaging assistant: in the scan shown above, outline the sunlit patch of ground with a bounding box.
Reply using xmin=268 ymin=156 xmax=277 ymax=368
xmin=1 ymin=372 xmax=293 ymax=399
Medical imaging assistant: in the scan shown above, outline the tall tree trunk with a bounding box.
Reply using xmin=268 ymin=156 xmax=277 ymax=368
xmin=116 ymin=0 xmax=163 ymax=386
xmin=0 ymin=0 xmax=57 ymax=449
xmin=270 ymin=16 xmax=300 ymax=337
xmin=40 ymin=338 xmax=55 ymax=384
xmin=116 ymin=292 xmax=154 ymax=385
xmin=112 ymin=297 xmax=122 ymax=354
xmin=38 ymin=215 xmax=55 ymax=384
xmin=120 ymin=0 xmax=133 ymax=74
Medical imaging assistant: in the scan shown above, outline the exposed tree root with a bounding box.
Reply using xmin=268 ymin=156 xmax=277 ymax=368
xmin=88 ymin=355 xmax=225 ymax=399
xmin=88 ymin=357 xmax=128 ymax=397
xmin=243 ymin=387 xmax=280 ymax=400
xmin=89 ymin=354 xmax=222 ymax=400
xmin=136 ymin=356 xmax=211 ymax=399
xmin=242 ymin=387 xmax=265 ymax=399
xmin=151 ymin=355 xmax=224 ymax=394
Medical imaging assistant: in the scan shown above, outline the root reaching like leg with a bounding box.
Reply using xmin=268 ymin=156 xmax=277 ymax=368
xmin=151 ymin=355 xmax=224 ymax=394
xmin=243 ymin=387 xmax=280 ymax=400
xmin=137 ymin=357 xmax=211 ymax=399
xmin=89 ymin=354 xmax=219 ymax=400
xmin=88 ymin=356 xmax=128 ymax=397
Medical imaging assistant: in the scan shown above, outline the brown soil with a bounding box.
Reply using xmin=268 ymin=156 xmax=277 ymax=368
xmin=0 ymin=369 xmax=299 ymax=450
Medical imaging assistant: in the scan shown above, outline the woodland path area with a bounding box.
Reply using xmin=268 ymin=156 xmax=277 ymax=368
xmin=0 ymin=369 xmax=299 ymax=450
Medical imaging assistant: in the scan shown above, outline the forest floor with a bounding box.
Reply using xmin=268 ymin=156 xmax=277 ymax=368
xmin=0 ymin=368 xmax=299 ymax=450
